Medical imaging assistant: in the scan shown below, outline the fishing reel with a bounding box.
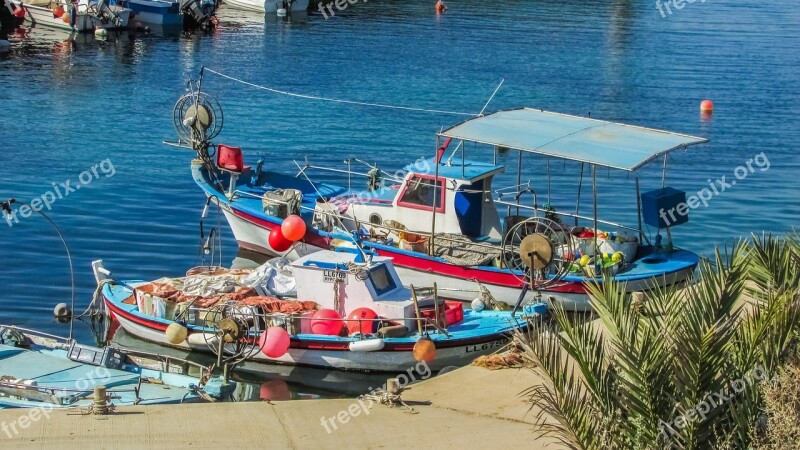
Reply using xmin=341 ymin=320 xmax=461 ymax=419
xmin=502 ymin=217 xmax=574 ymax=290
xmin=201 ymin=303 xmax=263 ymax=371
xmin=173 ymin=84 xmax=224 ymax=154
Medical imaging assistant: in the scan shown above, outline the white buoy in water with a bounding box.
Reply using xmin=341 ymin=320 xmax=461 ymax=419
xmin=95 ymin=28 xmax=108 ymax=38
xmin=54 ymin=303 xmax=72 ymax=319
xmin=0 ymin=40 xmax=9 ymax=53
xmin=276 ymin=8 xmax=287 ymax=16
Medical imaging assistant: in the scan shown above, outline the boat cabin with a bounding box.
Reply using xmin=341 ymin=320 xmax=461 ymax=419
xmin=338 ymin=157 xmax=505 ymax=240
xmin=292 ymin=250 xmax=423 ymax=330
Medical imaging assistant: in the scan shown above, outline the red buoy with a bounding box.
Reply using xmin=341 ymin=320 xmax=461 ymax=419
xmin=310 ymin=309 xmax=344 ymax=336
xmin=346 ymin=307 xmax=379 ymax=335
xmin=700 ymin=99 xmax=714 ymax=112
xmin=268 ymin=227 xmax=293 ymax=252
xmin=13 ymin=6 xmax=25 ymax=18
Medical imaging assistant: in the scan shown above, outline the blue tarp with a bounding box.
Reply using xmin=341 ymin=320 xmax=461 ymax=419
xmin=439 ymin=108 xmax=708 ymax=171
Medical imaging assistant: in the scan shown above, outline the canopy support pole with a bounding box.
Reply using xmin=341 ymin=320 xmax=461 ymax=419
xmin=516 ymin=151 xmax=522 ymax=216
xmin=661 ymin=154 xmax=668 ymax=188
xmin=592 ymin=165 xmax=598 ymax=261
xmin=636 ymin=176 xmax=644 ymax=244
xmin=429 ymin=136 xmax=441 ymax=256
xmin=575 ymin=163 xmax=584 ymax=227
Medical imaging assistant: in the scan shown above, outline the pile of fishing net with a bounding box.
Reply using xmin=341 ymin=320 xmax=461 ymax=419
xmin=471 ymin=346 xmax=528 ymax=370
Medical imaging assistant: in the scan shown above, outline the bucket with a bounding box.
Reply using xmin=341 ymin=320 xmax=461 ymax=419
xmin=399 ymin=232 xmax=428 ymax=252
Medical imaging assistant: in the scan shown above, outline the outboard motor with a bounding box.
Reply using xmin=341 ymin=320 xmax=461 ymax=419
xmin=180 ymin=0 xmax=216 ymax=30
xmin=94 ymin=0 xmax=122 ymax=26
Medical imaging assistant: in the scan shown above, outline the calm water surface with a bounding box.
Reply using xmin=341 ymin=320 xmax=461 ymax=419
xmin=0 ymin=1 xmax=798 ymax=395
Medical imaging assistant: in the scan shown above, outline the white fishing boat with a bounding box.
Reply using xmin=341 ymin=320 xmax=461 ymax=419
xmin=96 ymin=249 xmax=546 ymax=372
xmin=7 ymin=0 xmax=131 ymax=32
xmin=223 ymin=0 xmax=306 ymax=13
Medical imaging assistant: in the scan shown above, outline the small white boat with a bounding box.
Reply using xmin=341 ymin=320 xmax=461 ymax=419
xmin=7 ymin=0 xmax=131 ymax=32
xmin=223 ymin=0 xmax=306 ymax=13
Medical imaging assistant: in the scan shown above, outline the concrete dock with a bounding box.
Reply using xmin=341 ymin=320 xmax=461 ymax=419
xmin=0 ymin=365 xmax=564 ymax=449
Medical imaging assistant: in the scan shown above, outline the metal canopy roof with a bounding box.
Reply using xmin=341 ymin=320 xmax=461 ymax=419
xmin=438 ymin=108 xmax=709 ymax=171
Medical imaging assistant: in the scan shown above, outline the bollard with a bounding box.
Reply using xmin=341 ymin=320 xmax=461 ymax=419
xmin=93 ymin=385 xmax=109 ymax=415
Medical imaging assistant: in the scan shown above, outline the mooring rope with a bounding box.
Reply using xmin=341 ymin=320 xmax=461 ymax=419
xmin=203 ymin=67 xmax=477 ymax=117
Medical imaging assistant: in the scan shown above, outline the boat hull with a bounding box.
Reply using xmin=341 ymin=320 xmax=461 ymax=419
xmin=216 ymin=196 xmax=696 ymax=311
xmin=122 ymin=0 xmax=182 ymax=26
xmin=103 ymin=288 xmax=522 ymax=373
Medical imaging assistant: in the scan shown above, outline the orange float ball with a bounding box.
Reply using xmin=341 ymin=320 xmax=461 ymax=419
xmin=281 ymin=215 xmax=306 ymax=242
xmin=346 ymin=307 xmax=379 ymax=335
xmin=413 ymin=338 xmax=436 ymax=363
xmin=62 ymin=12 xmax=70 ymax=23
xmin=700 ymin=99 xmax=714 ymax=112
xmin=310 ymin=309 xmax=344 ymax=336
xmin=53 ymin=5 xmax=64 ymax=17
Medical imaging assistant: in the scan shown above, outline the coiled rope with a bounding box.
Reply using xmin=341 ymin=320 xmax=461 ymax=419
xmin=358 ymin=391 xmax=417 ymax=414
xmin=203 ymin=67 xmax=477 ymax=117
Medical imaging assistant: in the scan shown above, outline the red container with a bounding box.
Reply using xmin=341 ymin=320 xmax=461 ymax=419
xmin=419 ymin=301 xmax=464 ymax=326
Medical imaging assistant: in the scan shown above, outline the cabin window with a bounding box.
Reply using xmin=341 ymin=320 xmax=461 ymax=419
xmin=398 ymin=176 xmax=444 ymax=212
xmin=369 ymin=265 xmax=397 ymax=296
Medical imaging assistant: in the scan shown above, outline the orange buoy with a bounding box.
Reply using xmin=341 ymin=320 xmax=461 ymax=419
xmin=413 ymin=338 xmax=436 ymax=363
xmin=53 ymin=5 xmax=64 ymax=17
xmin=700 ymin=99 xmax=714 ymax=112
xmin=13 ymin=6 xmax=25 ymax=18
xmin=62 ymin=12 xmax=71 ymax=23
xmin=435 ymin=0 xmax=447 ymax=14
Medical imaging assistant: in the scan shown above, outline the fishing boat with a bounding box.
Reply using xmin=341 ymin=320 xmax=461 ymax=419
xmin=117 ymin=0 xmax=217 ymax=29
xmin=223 ymin=0 xmax=307 ymax=14
xmin=6 ymin=0 xmax=131 ymax=32
xmin=0 ymin=325 xmax=227 ymax=409
xmin=172 ymin=79 xmax=708 ymax=312
xmin=96 ymin=248 xmax=545 ymax=372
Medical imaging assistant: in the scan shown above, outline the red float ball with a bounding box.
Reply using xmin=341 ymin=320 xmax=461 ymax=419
xmin=346 ymin=307 xmax=379 ymax=335
xmin=310 ymin=309 xmax=344 ymax=336
xmin=268 ymin=227 xmax=293 ymax=252
xmin=700 ymin=99 xmax=714 ymax=112
xmin=14 ymin=7 xmax=25 ymax=18
xmin=258 ymin=326 xmax=291 ymax=358
xmin=281 ymin=215 xmax=306 ymax=242
xmin=259 ymin=380 xmax=291 ymax=401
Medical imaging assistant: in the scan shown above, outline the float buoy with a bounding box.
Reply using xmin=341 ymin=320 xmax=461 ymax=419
xmin=435 ymin=0 xmax=447 ymax=14
xmin=346 ymin=307 xmax=378 ymax=335
xmin=310 ymin=309 xmax=344 ymax=336
xmin=53 ymin=5 xmax=64 ymax=17
xmin=413 ymin=337 xmax=436 ymax=363
xmin=53 ymin=303 xmax=71 ymax=319
xmin=281 ymin=215 xmax=306 ymax=241
xmin=259 ymin=380 xmax=291 ymax=401
xmin=62 ymin=12 xmax=70 ymax=23
xmin=258 ymin=326 xmax=291 ymax=358
xmin=268 ymin=227 xmax=293 ymax=252
xmin=13 ymin=6 xmax=25 ymax=18
xmin=165 ymin=322 xmax=189 ymax=345
xmin=700 ymin=99 xmax=713 ymax=112
xmin=95 ymin=28 xmax=107 ymax=37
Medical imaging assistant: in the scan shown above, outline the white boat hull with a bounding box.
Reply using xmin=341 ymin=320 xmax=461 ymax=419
xmin=108 ymin=304 xmax=512 ymax=372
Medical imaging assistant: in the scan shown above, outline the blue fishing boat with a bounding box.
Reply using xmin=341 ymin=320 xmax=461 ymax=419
xmin=118 ymin=0 xmax=217 ymax=29
xmin=171 ymin=79 xmax=707 ymax=312
xmin=0 ymin=326 xmax=225 ymax=409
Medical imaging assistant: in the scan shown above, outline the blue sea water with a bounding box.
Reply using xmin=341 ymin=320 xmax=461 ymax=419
xmin=0 ymin=1 xmax=798 ymax=393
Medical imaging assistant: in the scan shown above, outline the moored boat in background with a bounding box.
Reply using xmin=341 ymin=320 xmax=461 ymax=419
xmin=6 ymin=0 xmax=131 ymax=32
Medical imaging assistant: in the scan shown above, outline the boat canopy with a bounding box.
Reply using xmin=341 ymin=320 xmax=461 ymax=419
xmin=438 ymin=108 xmax=709 ymax=172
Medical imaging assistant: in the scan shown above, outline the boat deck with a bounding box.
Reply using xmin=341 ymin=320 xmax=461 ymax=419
xmin=0 ymin=345 xmax=199 ymax=408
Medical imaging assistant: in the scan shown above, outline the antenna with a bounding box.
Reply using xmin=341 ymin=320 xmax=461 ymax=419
xmin=446 ymin=79 xmax=504 ymax=166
